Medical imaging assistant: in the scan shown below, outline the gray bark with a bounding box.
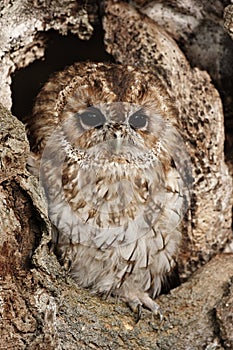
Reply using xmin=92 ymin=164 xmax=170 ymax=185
xmin=224 ymin=4 xmax=233 ymax=40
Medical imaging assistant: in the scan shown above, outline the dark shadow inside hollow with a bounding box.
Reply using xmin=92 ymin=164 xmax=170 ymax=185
xmin=11 ymin=26 xmax=113 ymax=121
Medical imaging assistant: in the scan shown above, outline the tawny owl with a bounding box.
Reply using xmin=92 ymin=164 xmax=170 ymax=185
xmin=27 ymin=62 xmax=191 ymax=318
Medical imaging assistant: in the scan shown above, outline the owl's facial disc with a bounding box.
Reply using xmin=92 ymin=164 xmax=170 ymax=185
xmin=58 ymin=102 xmax=169 ymax=173
xmin=62 ymin=102 xmax=154 ymax=159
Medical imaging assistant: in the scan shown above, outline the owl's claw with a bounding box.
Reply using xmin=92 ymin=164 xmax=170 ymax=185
xmin=150 ymin=301 xmax=163 ymax=321
xmin=127 ymin=300 xmax=143 ymax=323
xmin=147 ymin=301 xmax=163 ymax=323
xmin=136 ymin=304 xmax=142 ymax=323
xmin=155 ymin=306 xmax=163 ymax=322
xmin=124 ymin=292 xmax=163 ymax=322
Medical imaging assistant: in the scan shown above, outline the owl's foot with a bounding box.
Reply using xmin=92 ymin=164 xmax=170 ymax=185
xmin=116 ymin=289 xmax=163 ymax=322
xmin=128 ymin=295 xmax=163 ymax=323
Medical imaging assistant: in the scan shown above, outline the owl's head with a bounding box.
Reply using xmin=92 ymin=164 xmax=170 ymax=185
xmin=31 ymin=62 xmax=179 ymax=155
xmin=31 ymin=62 xmax=182 ymax=169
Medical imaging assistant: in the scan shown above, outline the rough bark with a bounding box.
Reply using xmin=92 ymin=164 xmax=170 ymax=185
xmin=224 ymin=4 xmax=233 ymax=40
xmin=137 ymin=0 xmax=233 ymax=172
xmin=0 ymin=0 xmax=95 ymax=110
xmin=0 ymin=0 xmax=233 ymax=349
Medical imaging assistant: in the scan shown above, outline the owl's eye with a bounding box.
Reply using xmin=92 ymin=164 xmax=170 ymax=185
xmin=129 ymin=111 xmax=148 ymax=129
xmin=79 ymin=108 xmax=106 ymax=128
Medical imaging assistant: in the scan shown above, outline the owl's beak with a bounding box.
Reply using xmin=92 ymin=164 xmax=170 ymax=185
xmin=110 ymin=130 xmax=123 ymax=154
xmin=114 ymin=130 xmax=123 ymax=153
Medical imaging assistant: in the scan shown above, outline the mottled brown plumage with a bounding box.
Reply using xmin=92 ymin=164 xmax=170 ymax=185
xmin=27 ymin=62 xmax=191 ymax=316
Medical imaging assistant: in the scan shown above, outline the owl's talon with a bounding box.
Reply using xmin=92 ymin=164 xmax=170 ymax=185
xmin=159 ymin=309 xmax=163 ymax=322
xmin=136 ymin=303 xmax=142 ymax=323
xmin=123 ymin=291 xmax=163 ymax=322
xmin=152 ymin=306 xmax=163 ymax=322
